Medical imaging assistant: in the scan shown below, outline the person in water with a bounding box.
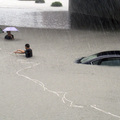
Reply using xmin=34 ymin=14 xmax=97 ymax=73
xmin=5 ymin=31 xmax=14 ymax=40
xmin=14 ymin=44 xmax=33 ymax=58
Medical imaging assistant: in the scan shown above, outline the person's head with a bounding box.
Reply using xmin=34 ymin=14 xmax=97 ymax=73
xmin=7 ymin=31 xmax=11 ymax=34
xmin=25 ymin=44 xmax=30 ymax=49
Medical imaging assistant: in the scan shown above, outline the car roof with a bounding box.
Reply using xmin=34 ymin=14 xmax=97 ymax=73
xmin=95 ymin=55 xmax=120 ymax=60
xmin=97 ymin=51 xmax=120 ymax=57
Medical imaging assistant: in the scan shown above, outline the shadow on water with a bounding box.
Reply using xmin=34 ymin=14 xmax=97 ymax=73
xmin=70 ymin=13 xmax=120 ymax=31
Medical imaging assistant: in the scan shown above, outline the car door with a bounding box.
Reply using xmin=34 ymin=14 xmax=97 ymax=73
xmin=98 ymin=57 xmax=120 ymax=66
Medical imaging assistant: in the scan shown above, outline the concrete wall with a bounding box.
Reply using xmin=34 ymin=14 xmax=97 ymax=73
xmin=69 ymin=0 xmax=120 ymax=20
xmin=69 ymin=0 xmax=120 ymax=29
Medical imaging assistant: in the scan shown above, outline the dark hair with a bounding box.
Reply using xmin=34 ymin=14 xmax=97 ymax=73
xmin=25 ymin=44 xmax=30 ymax=48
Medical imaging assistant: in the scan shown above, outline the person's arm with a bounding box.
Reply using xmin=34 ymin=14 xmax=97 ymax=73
xmin=12 ymin=35 xmax=14 ymax=40
xmin=14 ymin=49 xmax=25 ymax=54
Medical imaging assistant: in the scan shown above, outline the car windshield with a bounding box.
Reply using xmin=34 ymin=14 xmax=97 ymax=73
xmin=81 ymin=54 xmax=97 ymax=63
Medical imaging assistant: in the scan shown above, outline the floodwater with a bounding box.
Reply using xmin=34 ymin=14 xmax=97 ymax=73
xmin=0 ymin=8 xmax=70 ymax=29
xmin=0 ymin=0 xmax=69 ymax=29
xmin=0 ymin=0 xmax=120 ymax=120
xmin=0 ymin=0 xmax=119 ymax=30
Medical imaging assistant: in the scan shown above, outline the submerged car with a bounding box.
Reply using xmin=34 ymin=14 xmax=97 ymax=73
xmin=76 ymin=51 xmax=120 ymax=66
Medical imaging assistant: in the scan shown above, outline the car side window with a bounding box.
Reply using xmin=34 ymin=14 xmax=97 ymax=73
xmin=92 ymin=60 xmax=101 ymax=65
xmin=100 ymin=58 xmax=120 ymax=66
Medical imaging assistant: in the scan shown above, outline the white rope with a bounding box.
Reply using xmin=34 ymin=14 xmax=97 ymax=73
xmin=91 ymin=105 xmax=120 ymax=119
xmin=16 ymin=60 xmax=84 ymax=108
